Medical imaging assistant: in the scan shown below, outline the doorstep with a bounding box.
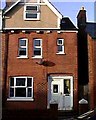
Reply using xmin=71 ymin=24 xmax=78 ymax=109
xmin=58 ymin=110 xmax=78 ymax=120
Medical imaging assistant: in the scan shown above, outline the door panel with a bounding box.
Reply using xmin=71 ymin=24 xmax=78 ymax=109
xmin=50 ymin=76 xmax=73 ymax=110
xmin=64 ymin=96 xmax=72 ymax=110
xmin=51 ymin=80 xmax=61 ymax=104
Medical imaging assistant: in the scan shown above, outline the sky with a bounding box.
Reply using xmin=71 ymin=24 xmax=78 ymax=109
xmin=0 ymin=0 xmax=96 ymax=27
xmin=52 ymin=1 xmax=95 ymax=26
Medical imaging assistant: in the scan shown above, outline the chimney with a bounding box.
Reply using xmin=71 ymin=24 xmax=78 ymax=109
xmin=77 ymin=7 xmax=86 ymax=29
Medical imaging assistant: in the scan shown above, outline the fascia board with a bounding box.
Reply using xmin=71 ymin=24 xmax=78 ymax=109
xmin=4 ymin=0 xmax=21 ymax=14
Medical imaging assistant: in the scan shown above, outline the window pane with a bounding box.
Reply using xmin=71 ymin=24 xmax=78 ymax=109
xmin=26 ymin=6 xmax=37 ymax=11
xmin=10 ymin=78 xmax=14 ymax=86
xmin=34 ymin=40 xmax=41 ymax=46
xmin=53 ymin=85 xmax=58 ymax=93
xmin=19 ymin=48 xmax=26 ymax=55
xmin=58 ymin=39 xmax=63 ymax=45
xmin=15 ymin=88 xmax=26 ymax=97
xmin=27 ymin=78 xmax=32 ymax=87
xmin=34 ymin=48 xmax=41 ymax=55
xmin=10 ymin=88 xmax=14 ymax=97
xmin=58 ymin=46 xmax=63 ymax=52
xmin=19 ymin=40 xmax=26 ymax=46
xmin=26 ymin=13 xmax=37 ymax=18
xmin=16 ymin=78 xmax=25 ymax=86
xmin=64 ymin=79 xmax=70 ymax=95
xmin=27 ymin=88 xmax=32 ymax=97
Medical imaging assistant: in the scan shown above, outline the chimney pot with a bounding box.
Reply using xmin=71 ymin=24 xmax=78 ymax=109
xmin=81 ymin=6 xmax=84 ymax=10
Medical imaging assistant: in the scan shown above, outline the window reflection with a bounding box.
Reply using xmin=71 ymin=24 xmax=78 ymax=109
xmin=53 ymin=85 xmax=58 ymax=93
xmin=64 ymin=79 xmax=70 ymax=95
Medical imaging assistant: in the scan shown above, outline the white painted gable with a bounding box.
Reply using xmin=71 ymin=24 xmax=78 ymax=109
xmin=4 ymin=0 xmax=62 ymax=19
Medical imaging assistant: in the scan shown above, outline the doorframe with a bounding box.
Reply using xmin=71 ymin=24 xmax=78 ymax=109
xmin=47 ymin=75 xmax=73 ymax=110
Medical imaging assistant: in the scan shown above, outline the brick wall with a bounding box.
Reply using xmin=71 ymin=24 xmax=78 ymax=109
xmin=88 ymin=34 xmax=96 ymax=109
xmin=2 ymin=33 xmax=9 ymax=107
xmin=93 ymin=38 xmax=96 ymax=108
xmin=2 ymin=31 xmax=78 ymax=111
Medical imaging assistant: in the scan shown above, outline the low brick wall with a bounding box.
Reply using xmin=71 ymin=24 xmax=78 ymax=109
xmin=2 ymin=107 xmax=58 ymax=120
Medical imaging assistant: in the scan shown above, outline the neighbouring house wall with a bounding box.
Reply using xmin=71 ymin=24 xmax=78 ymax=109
xmin=2 ymin=33 xmax=9 ymax=107
xmin=88 ymin=34 xmax=96 ymax=109
xmin=4 ymin=4 xmax=58 ymax=29
xmin=2 ymin=31 xmax=78 ymax=111
xmin=93 ymin=38 xmax=96 ymax=108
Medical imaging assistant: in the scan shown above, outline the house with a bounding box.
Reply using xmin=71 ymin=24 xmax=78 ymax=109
xmin=77 ymin=7 xmax=96 ymax=110
xmin=77 ymin=7 xmax=89 ymax=101
xmin=2 ymin=0 xmax=78 ymax=119
xmin=0 ymin=8 xmax=2 ymax=120
xmin=87 ymin=23 xmax=96 ymax=109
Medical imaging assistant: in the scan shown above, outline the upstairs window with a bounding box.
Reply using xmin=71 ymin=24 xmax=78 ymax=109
xmin=24 ymin=5 xmax=40 ymax=20
xmin=57 ymin=39 xmax=65 ymax=54
xmin=33 ymin=39 xmax=42 ymax=58
xmin=18 ymin=38 xmax=28 ymax=58
xmin=8 ymin=77 xmax=33 ymax=100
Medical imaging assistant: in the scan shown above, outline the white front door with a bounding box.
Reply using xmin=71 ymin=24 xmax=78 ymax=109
xmin=48 ymin=76 xmax=73 ymax=110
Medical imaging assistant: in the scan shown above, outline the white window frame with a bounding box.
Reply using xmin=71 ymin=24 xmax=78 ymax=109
xmin=56 ymin=38 xmax=65 ymax=54
xmin=7 ymin=77 xmax=33 ymax=101
xmin=33 ymin=39 xmax=42 ymax=58
xmin=24 ymin=5 xmax=40 ymax=20
xmin=18 ymin=38 xmax=28 ymax=58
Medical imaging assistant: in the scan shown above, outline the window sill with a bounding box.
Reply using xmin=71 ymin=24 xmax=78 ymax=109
xmin=56 ymin=53 xmax=66 ymax=55
xmin=17 ymin=56 xmax=29 ymax=59
xmin=24 ymin=18 xmax=40 ymax=21
xmin=7 ymin=98 xmax=34 ymax=101
xmin=32 ymin=56 xmax=43 ymax=59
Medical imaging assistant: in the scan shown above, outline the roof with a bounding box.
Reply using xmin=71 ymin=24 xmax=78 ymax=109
xmin=60 ymin=17 xmax=77 ymax=30
xmin=86 ymin=23 xmax=96 ymax=39
xmin=4 ymin=0 xmax=21 ymax=14
xmin=4 ymin=0 xmax=62 ymax=19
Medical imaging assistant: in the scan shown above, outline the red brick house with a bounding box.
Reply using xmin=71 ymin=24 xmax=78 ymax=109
xmin=87 ymin=24 xmax=96 ymax=109
xmin=77 ymin=7 xmax=89 ymax=101
xmin=77 ymin=7 xmax=96 ymax=110
xmin=1 ymin=0 xmax=78 ymax=118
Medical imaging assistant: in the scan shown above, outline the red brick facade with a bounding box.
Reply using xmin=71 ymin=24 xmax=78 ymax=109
xmin=2 ymin=31 xmax=78 ymax=111
xmin=88 ymin=34 xmax=96 ymax=109
xmin=1 ymin=4 xmax=96 ymax=118
xmin=77 ymin=7 xmax=96 ymax=110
